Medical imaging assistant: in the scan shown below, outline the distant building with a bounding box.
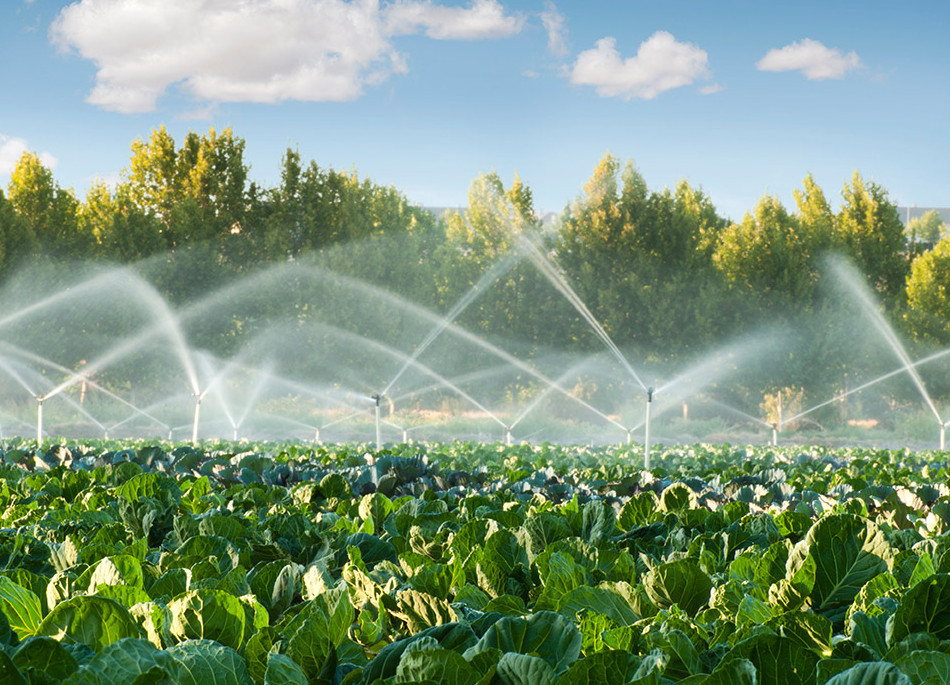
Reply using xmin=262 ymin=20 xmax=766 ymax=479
xmin=897 ymin=206 xmax=950 ymax=227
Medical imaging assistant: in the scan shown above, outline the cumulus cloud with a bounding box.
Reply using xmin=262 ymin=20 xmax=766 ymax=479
xmin=385 ymin=0 xmax=523 ymax=40
xmin=0 ymin=135 xmax=58 ymax=177
xmin=50 ymin=0 xmax=522 ymax=114
xmin=570 ymin=31 xmax=710 ymax=100
xmin=756 ymin=38 xmax=862 ymax=79
xmin=540 ymin=2 xmax=567 ymax=56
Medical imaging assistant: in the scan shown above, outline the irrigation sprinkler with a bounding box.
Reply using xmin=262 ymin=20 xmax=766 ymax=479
xmin=371 ymin=393 xmax=383 ymax=451
xmin=644 ymin=387 xmax=655 ymax=470
xmin=505 ymin=425 xmax=513 ymax=446
xmin=941 ymin=421 xmax=947 ymax=451
xmin=314 ymin=427 xmax=321 ymax=444
xmin=36 ymin=395 xmax=44 ymax=448
xmin=191 ymin=392 xmax=202 ymax=444
xmin=770 ymin=422 xmax=779 ymax=447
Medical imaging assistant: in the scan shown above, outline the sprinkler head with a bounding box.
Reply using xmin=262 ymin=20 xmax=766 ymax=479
xmin=370 ymin=393 xmax=382 ymax=406
xmin=646 ymin=387 xmax=655 ymax=402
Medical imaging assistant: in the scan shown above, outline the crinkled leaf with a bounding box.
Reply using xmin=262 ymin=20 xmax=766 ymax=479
xmin=165 ymin=639 xmax=254 ymax=685
xmin=463 ymin=610 xmax=581 ymax=672
xmin=166 ymin=589 xmax=246 ymax=650
xmin=264 ymin=652 xmax=308 ymax=685
xmin=558 ymin=585 xmax=639 ymax=626
xmin=887 ymin=573 xmax=950 ymax=646
xmin=824 ymin=661 xmax=912 ymax=685
xmin=495 ymin=652 xmax=556 ymax=685
xmin=394 ymin=636 xmax=481 ymax=685
xmin=37 ymin=595 xmax=143 ymax=652
xmin=12 ymin=636 xmax=78 ymax=683
xmin=721 ymin=633 xmax=818 ymax=685
xmin=643 ymin=558 xmax=712 ymax=616
xmin=894 ymin=650 xmax=950 ymax=685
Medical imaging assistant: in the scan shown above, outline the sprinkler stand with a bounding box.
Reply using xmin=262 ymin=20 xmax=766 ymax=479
xmin=371 ymin=393 xmax=382 ymax=451
xmin=644 ymin=387 xmax=655 ymax=470
xmin=36 ymin=395 xmax=44 ymax=448
xmin=191 ymin=393 xmax=202 ymax=445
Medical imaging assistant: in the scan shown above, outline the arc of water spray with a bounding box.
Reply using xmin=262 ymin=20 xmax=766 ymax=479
xmin=0 ymin=271 xmax=202 ymax=401
xmin=0 ymin=343 xmax=168 ymax=427
xmin=784 ymin=347 xmax=950 ymax=426
xmin=517 ymin=235 xmax=648 ymax=392
xmin=834 ymin=260 xmax=942 ymax=424
xmin=382 ymin=247 xmax=525 ymax=397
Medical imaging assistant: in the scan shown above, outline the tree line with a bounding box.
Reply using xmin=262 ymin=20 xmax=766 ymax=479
xmin=1 ymin=126 xmax=949 ymax=409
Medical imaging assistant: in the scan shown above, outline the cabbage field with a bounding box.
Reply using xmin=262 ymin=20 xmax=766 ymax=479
xmin=0 ymin=439 xmax=949 ymax=684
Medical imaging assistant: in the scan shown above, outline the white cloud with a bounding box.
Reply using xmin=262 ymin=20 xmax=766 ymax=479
xmin=0 ymin=135 xmax=58 ymax=178
xmin=570 ymin=31 xmax=710 ymax=100
xmin=700 ymin=83 xmax=723 ymax=95
xmin=540 ymin=2 xmax=567 ymax=56
xmin=384 ymin=0 xmax=523 ymax=40
xmin=50 ymin=0 xmax=520 ymax=114
xmin=756 ymin=38 xmax=862 ymax=80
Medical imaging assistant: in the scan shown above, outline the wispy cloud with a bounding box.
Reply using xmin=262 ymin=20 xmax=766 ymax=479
xmin=385 ymin=0 xmax=523 ymax=40
xmin=50 ymin=0 xmax=522 ymax=114
xmin=540 ymin=2 xmax=567 ymax=56
xmin=570 ymin=31 xmax=710 ymax=100
xmin=0 ymin=135 xmax=58 ymax=177
xmin=756 ymin=38 xmax=861 ymax=79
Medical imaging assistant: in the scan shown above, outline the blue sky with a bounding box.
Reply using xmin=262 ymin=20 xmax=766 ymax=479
xmin=1 ymin=0 xmax=947 ymax=221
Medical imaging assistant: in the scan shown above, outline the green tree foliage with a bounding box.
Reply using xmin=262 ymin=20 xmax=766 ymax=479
xmin=0 ymin=189 xmax=35 ymax=275
xmin=80 ymin=181 xmax=164 ymax=262
xmin=714 ymin=195 xmax=814 ymax=301
xmin=557 ymin=154 xmax=732 ymax=358
xmin=904 ymin=235 xmax=950 ymax=343
xmin=262 ymin=148 xmax=430 ymax=262
xmin=6 ymin=151 xmax=91 ymax=258
xmin=835 ymin=171 xmax=907 ymax=298
xmin=435 ymin=171 xmax=565 ymax=346
xmin=124 ymin=126 xmax=249 ymax=248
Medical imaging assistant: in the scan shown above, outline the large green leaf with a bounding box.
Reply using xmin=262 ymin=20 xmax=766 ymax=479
xmin=166 ymin=589 xmax=246 ymax=650
xmin=0 ymin=650 xmax=26 ymax=685
xmin=555 ymin=650 xmax=641 ymax=684
xmin=62 ymin=637 xmax=174 ymax=685
xmin=12 ymin=636 xmax=78 ymax=684
xmin=358 ymin=623 xmax=478 ymax=684
xmin=887 ymin=573 xmax=950 ymax=646
xmin=264 ymin=653 xmax=308 ymax=685
xmin=464 ymin=610 xmax=582 ymax=673
xmin=286 ymin=612 xmax=334 ymax=682
xmin=37 ymin=595 xmax=143 ymax=652
xmin=0 ymin=576 xmax=42 ymax=639
xmin=495 ymin=652 xmax=556 ymax=685
xmin=643 ymin=559 xmax=713 ymax=616
xmin=165 ymin=639 xmax=254 ymax=685
xmin=393 ymin=635 xmax=481 ymax=685
xmin=393 ymin=589 xmax=457 ymax=633
xmin=788 ymin=514 xmax=892 ymax=622
xmin=81 ymin=555 xmax=145 ymax=592
xmin=894 ymin=650 xmax=950 ymax=685
xmin=824 ymin=661 xmax=912 ymax=685
xmin=719 ymin=634 xmax=818 ymax=685
xmin=558 ymin=585 xmax=639 ymax=626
